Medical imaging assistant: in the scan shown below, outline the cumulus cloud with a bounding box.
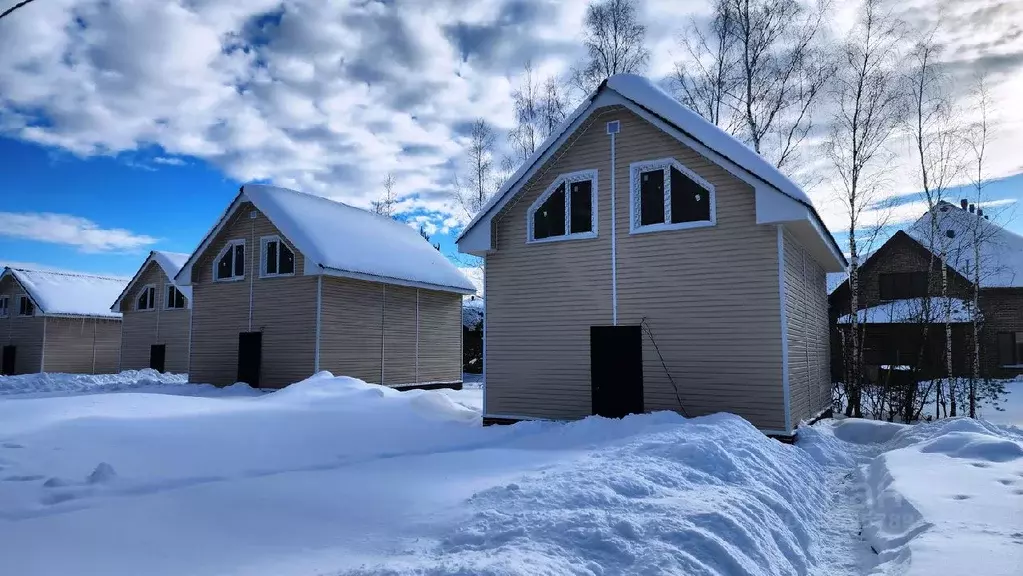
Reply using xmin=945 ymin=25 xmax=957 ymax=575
xmin=0 ymin=212 xmax=158 ymax=253
xmin=0 ymin=0 xmax=1020 ymax=243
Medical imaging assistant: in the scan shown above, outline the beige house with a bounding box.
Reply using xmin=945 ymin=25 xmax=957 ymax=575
xmin=457 ymin=74 xmax=846 ymax=437
xmin=110 ymin=251 xmax=192 ymax=373
xmin=174 ymin=184 xmax=475 ymax=389
xmin=0 ymin=268 xmax=125 ymax=375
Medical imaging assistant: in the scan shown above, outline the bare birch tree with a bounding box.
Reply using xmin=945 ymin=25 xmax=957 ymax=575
xmin=510 ymin=61 xmax=541 ymax=162
xmin=672 ymin=0 xmax=739 ymax=128
xmin=453 ymin=118 xmax=498 ymax=220
xmin=574 ymin=0 xmax=650 ymax=91
xmin=907 ymin=31 xmax=965 ymax=418
xmin=371 ymin=172 xmax=398 ymax=218
xmin=539 ymin=76 xmax=568 ymax=140
xmin=726 ymin=0 xmax=834 ymax=170
xmin=825 ymin=0 xmax=905 ymax=417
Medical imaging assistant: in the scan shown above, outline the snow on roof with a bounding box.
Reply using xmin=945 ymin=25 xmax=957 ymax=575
xmin=827 ymin=272 xmax=848 ymax=295
xmin=152 ymin=251 xmax=192 ymax=299
xmin=462 ymin=297 xmax=483 ymax=329
xmin=458 ymin=73 xmax=822 ymax=244
xmin=837 ymin=297 xmax=972 ymax=324
xmin=905 ymin=201 xmax=1023 ymax=288
xmin=5 ymin=268 xmax=127 ymax=318
xmin=605 ymin=74 xmax=812 ymax=206
xmin=241 ymin=185 xmax=474 ymax=293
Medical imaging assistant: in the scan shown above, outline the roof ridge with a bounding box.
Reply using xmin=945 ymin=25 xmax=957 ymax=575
xmin=8 ymin=267 xmax=127 ymax=282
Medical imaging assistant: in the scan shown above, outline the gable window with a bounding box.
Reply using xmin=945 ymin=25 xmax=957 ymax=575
xmin=214 ymin=240 xmax=245 ymax=281
xmin=17 ymin=296 xmax=34 ymax=317
xmin=0 ymin=296 xmax=7 ymax=318
xmin=136 ymin=285 xmax=156 ymax=311
xmin=165 ymin=286 xmax=186 ymax=310
xmin=630 ymin=158 xmax=715 ymax=233
xmin=878 ymin=272 xmax=927 ymax=300
xmin=261 ymin=236 xmax=296 ymax=277
xmin=527 ymin=170 xmax=598 ymax=243
xmin=997 ymin=332 xmax=1023 ymax=366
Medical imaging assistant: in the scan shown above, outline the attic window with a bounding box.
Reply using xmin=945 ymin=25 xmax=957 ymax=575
xmin=0 ymin=296 xmax=8 ymax=318
xmin=527 ymin=169 xmax=598 ymax=243
xmin=260 ymin=236 xmax=295 ymax=277
xmin=630 ymin=158 xmax=715 ymax=233
xmin=165 ymin=286 xmax=186 ymax=310
xmin=17 ymin=295 xmax=34 ymax=317
xmin=136 ymin=285 xmax=156 ymax=311
xmin=214 ymin=239 xmax=245 ymax=282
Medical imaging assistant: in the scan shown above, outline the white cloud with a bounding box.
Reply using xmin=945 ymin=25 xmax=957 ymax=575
xmin=0 ymin=212 xmax=158 ymax=253
xmin=0 ymin=0 xmax=1019 ymax=243
xmin=152 ymin=156 xmax=186 ymax=166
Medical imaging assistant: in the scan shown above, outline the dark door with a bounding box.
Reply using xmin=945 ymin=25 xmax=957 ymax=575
xmin=1 ymin=346 xmax=15 ymax=375
xmin=590 ymin=325 xmax=644 ymax=418
xmin=149 ymin=344 xmax=166 ymax=373
xmin=237 ymin=331 xmax=262 ymax=387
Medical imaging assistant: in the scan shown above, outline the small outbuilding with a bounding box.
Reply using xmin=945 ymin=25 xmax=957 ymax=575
xmin=174 ymin=184 xmax=475 ymax=388
xmin=0 ymin=267 xmax=125 ymax=375
xmin=110 ymin=251 xmax=192 ymax=374
xmin=456 ymin=74 xmax=846 ymax=436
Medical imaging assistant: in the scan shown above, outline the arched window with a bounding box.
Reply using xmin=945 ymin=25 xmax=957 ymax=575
xmin=527 ymin=170 xmax=598 ymax=243
xmin=630 ymin=158 xmax=715 ymax=233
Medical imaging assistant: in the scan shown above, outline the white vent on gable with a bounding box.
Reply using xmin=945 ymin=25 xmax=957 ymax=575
xmin=606 ymin=120 xmax=620 ymax=134
xmin=249 ymin=210 xmax=258 ymax=219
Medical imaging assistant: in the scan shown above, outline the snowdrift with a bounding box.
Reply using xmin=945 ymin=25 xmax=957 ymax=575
xmin=0 ymin=369 xmax=189 ymax=396
xmin=804 ymin=418 xmax=1023 ymax=576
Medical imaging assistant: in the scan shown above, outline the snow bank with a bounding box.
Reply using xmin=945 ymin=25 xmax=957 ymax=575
xmin=805 ymin=418 xmax=1023 ymax=576
xmin=0 ymin=370 xmax=190 ymax=396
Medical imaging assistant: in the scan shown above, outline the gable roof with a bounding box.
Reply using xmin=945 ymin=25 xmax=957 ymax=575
xmin=110 ymin=250 xmax=193 ymax=311
xmin=456 ymin=73 xmax=842 ymax=265
xmin=906 ymin=201 xmax=1023 ymax=288
xmin=2 ymin=268 xmax=127 ymax=319
xmin=176 ymin=185 xmax=474 ymax=294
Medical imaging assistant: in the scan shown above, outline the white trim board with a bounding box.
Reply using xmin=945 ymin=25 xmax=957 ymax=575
xmin=777 ymin=226 xmax=793 ymax=435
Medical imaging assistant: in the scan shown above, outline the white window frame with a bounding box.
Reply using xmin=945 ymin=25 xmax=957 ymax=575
xmin=0 ymin=295 xmax=8 ymax=318
xmin=525 ymin=169 xmax=599 ymax=244
xmin=164 ymin=285 xmax=187 ymax=310
xmin=259 ymin=235 xmax=297 ymax=278
xmin=16 ymin=295 xmax=35 ymax=317
xmin=135 ymin=284 xmax=157 ymax=312
xmin=213 ymin=239 xmax=246 ymax=282
xmin=629 ymin=157 xmax=716 ymax=234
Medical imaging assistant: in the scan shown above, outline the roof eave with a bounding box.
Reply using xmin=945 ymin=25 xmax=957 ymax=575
xmin=319 ymin=265 xmax=476 ymax=295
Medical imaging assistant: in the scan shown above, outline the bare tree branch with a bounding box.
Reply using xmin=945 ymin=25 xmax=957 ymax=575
xmin=0 ymin=0 xmax=40 ymax=22
xmin=574 ymin=0 xmax=650 ymax=91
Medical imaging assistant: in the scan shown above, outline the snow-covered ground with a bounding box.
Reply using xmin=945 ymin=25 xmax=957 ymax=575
xmin=0 ymin=371 xmax=1019 ymax=575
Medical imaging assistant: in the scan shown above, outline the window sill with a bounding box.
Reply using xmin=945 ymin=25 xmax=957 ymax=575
xmin=630 ymin=220 xmax=715 ymax=235
xmin=214 ymin=276 xmax=246 ymax=283
xmin=135 ymin=308 xmax=156 ymax=313
xmin=259 ymin=272 xmax=296 ymax=279
xmin=526 ymin=232 xmax=598 ymax=245
xmin=1001 ymin=365 xmax=1023 ymax=369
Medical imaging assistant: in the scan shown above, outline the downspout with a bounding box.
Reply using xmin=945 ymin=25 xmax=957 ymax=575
xmin=314 ymin=275 xmax=322 ymax=373
xmin=91 ymin=319 xmax=97 ymax=374
xmin=40 ymin=316 xmax=47 ymax=373
xmin=248 ymin=219 xmax=255 ymax=332
xmin=380 ymin=284 xmax=386 ymax=385
xmin=777 ymin=226 xmax=792 ymax=434
xmin=608 ymin=122 xmax=619 ymax=325
xmin=415 ymin=288 xmax=420 ymax=384
xmin=482 ymin=259 xmax=488 ymax=413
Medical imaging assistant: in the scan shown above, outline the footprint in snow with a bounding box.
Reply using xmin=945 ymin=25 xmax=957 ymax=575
xmin=2 ymin=442 xmax=23 ymax=449
xmin=997 ymin=478 xmax=1017 ymax=486
xmin=950 ymin=494 xmax=972 ymax=501
xmin=970 ymin=462 xmax=991 ymax=468
xmin=3 ymin=474 xmax=44 ymax=482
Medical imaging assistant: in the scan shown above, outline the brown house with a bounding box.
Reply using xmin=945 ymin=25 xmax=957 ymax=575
xmin=0 ymin=268 xmax=125 ymax=375
xmin=830 ymin=200 xmax=1023 ymax=380
xmin=110 ymin=251 xmax=192 ymax=374
xmin=174 ymin=184 xmax=475 ymax=389
xmin=456 ymin=74 xmax=846 ymax=437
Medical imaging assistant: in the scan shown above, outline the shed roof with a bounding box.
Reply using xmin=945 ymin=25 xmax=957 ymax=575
xmin=2 ymin=268 xmax=127 ymax=318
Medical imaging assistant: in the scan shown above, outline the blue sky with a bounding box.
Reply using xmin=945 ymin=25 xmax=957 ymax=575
xmin=1 ymin=0 xmax=1021 ymax=278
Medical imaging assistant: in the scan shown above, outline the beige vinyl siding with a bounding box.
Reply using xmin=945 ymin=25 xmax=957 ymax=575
xmin=0 ymin=275 xmax=44 ymax=374
xmin=319 ymin=278 xmax=462 ymax=385
xmin=784 ymin=229 xmax=831 ymax=424
xmin=41 ymin=317 xmax=121 ymax=374
xmin=119 ymin=261 xmax=191 ymax=373
xmin=485 ymin=106 xmax=788 ymax=430
xmin=417 ymin=289 xmax=462 ymax=383
xmin=189 ymin=203 xmax=317 ymax=387
xmin=383 ymin=285 xmax=417 ymax=385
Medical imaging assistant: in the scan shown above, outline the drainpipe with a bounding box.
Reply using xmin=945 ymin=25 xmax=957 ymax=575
xmin=607 ymin=120 xmax=620 ymax=325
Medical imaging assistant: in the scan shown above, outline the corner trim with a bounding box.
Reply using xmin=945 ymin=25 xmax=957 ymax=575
xmin=778 ymin=226 xmax=792 ymax=435
xmin=314 ymin=275 xmax=322 ymax=373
